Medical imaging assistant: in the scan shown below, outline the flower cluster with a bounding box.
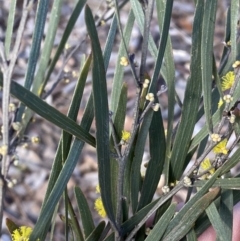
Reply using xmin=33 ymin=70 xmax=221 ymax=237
xmin=223 ymin=94 xmax=233 ymax=103
xmin=145 ymin=93 xmax=154 ymax=102
xmin=213 ymin=139 xmax=228 ymax=155
xmin=199 ymin=158 xmax=215 ymax=180
xmin=94 ymin=184 xmax=106 ymax=218
xmin=183 ymin=176 xmax=192 ymax=186
xmin=143 ymin=79 xmax=150 ymax=88
xmin=120 ymin=56 xmax=129 ymax=66
xmin=221 ymin=71 xmax=235 ymax=91
xmin=162 ymin=185 xmax=170 ymax=194
xmin=152 ymin=103 xmax=160 ymax=112
xmin=218 ymin=98 xmax=223 ymax=108
xmin=11 ymin=226 xmax=39 ymax=241
xmin=210 ymin=133 xmax=221 ymax=142
xmin=232 ymin=60 xmax=240 ymax=68
xmin=121 ymin=130 xmax=131 ymax=144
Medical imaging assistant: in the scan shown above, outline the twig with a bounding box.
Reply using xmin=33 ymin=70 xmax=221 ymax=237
xmin=103 ymin=0 xmax=128 ymax=24
xmin=185 ymin=131 xmax=230 ymax=178
xmin=1 ymin=0 xmax=30 ymax=177
xmin=42 ymin=40 xmax=85 ymax=99
xmin=0 ymin=0 xmax=31 ymax=234
xmin=139 ymin=100 xmax=154 ymax=123
xmin=113 ymin=0 xmax=139 ymax=87
xmin=139 ymin=0 xmax=155 ymax=84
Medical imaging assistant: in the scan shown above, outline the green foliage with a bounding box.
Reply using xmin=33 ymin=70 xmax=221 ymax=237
xmin=1 ymin=0 xmax=240 ymax=240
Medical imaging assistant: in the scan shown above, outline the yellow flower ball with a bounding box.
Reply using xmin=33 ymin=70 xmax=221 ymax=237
xmin=12 ymin=226 xmax=39 ymax=241
xmin=94 ymin=197 xmax=106 ymax=218
xmin=221 ymin=71 xmax=235 ymax=91
xmin=213 ymin=139 xmax=228 ymax=155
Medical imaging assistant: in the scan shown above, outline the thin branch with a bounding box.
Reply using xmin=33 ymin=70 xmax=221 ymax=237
xmin=185 ymin=132 xmax=230 ymax=178
xmin=139 ymin=0 xmax=155 ymax=83
xmin=0 ymin=0 xmax=31 ymax=234
xmin=42 ymin=40 xmax=85 ymax=99
xmin=139 ymin=100 xmax=154 ymax=123
xmin=113 ymin=0 xmax=139 ymax=87
xmin=2 ymin=0 xmax=30 ymax=177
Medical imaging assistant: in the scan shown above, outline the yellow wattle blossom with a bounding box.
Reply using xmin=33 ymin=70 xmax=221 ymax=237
xmin=221 ymin=71 xmax=235 ymax=91
xmin=120 ymin=56 xmax=129 ymax=66
xmin=183 ymin=176 xmax=192 ymax=186
xmin=226 ymin=40 xmax=231 ymax=46
xmin=96 ymin=184 xmax=100 ymax=193
xmin=218 ymin=98 xmax=223 ymax=108
xmin=223 ymin=94 xmax=233 ymax=103
xmin=121 ymin=130 xmax=131 ymax=143
xmin=201 ymin=158 xmax=215 ymax=174
xmin=145 ymin=93 xmax=154 ymax=102
xmin=143 ymin=79 xmax=150 ymax=88
xmin=152 ymin=103 xmax=160 ymax=112
xmin=232 ymin=60 xmax=240 ymax=68
xmin=12 ymin=226 xmax=39 ymax=241
xmin=210 ymin=133 xmax=221 ymax=142
xmin=213 ymin=138 xmax=228 ymax=155
xmin=94 ymin=197 xmax=106 ymax=218
xmin=199 ymin=158 xmax=215 ymax=179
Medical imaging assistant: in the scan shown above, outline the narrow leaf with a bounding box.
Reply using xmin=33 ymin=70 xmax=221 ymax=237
xmin=201 ymin=0 xmax=217 ymax=133
xmin=164 ymin=167 xmax=222 ymax=236
xmin=163 ymin=188 xmax=220 ymax=241
xmin=103 ymin=232 xmax=114 ymax=241
xmin=30 ymin=134 xmax=89 ymax=240
xmin=66 ymin=195 xmax=84 ymax=241
xmin=32 ymin=0 xmax=64 ymax=95
xmin=144 ymin=203 xmax=176 ymax=241
xmin=74 ymin=186 xmax=95 ymax=238
xmin=205 ymin=202 xmax=229 ymax=241
xmin=29 ymin=95 xmax=95 ymax=241
xmin=230 ymin=0 xmax=239 ymax=63
xmin=195 ymin=188 xmax=240 ymax=237
xmin=220 ymin=1 xmax=240 ymax=74
xmin=170 ymin=0 xmax=204 ymax=180
xmin=85 ymin=5 xmax=115 ymax=225
xmin=44 ymin=0 xmax=87 ymax=84
xmin=219 ymin=189 xmax=233 ymax=240
xmin=62 ymin=55 xmax=92 ymax=158
xmin=0 ymin=78 xmax=96 ymax=147
xmin=148 ymin=0 xmax=173 ymax=92
xmin=186 ymin=229 xmax=197 ymax=241
xmin=137 ymin=110 xmax=165 ymax=210
xmin=193 ymin=178 xmax=240 ymax=189
xmin=110 ymin=10 xmax=135 ymax=116
xmin=121 ymin=198 xmax=159 ymax=236
xmin=24 ymin=0 xmax=50 ymax=90
xmin=5 ymin=0 xmax=16 ymax=58
xmin=131 ymin=110 xmax=153 ymax=213
xmin=85 ymin=221 xmax=106 ymax=241
xmin=219 ymin=7 xmax=231 ymax=74
xmin=156 ymin=0 xmax=175 ymax=182
xmin=103 ymin=14 xmax=117 ymax=69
